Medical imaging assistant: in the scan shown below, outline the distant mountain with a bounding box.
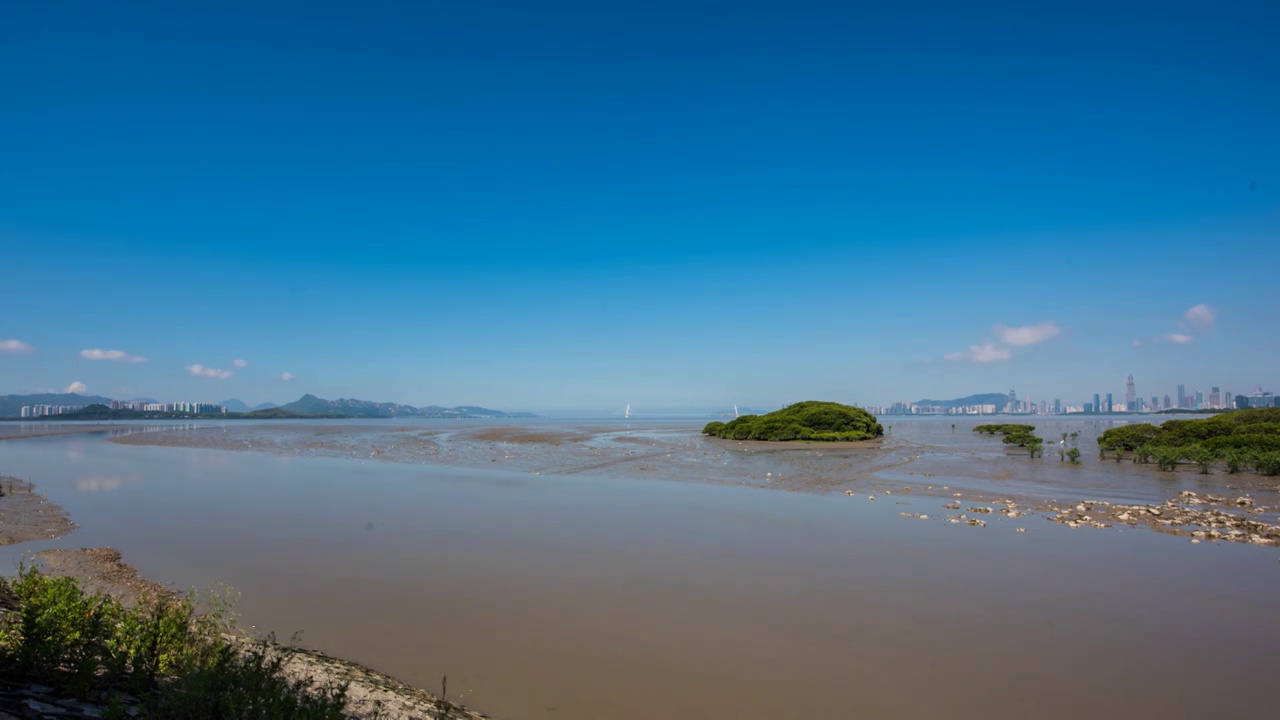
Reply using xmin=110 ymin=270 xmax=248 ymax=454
xmin=912 ymin=393 xmax=1010 ymax=409
xmin=251 ymin=402 xmax=278 ymax=411
xmin=278 ymin=394 xmax=533 ymax=419
xmin=0 ymin=392 xmax=116 ymax=418
xmin=219 ymin=399 xmax=252 ymax=413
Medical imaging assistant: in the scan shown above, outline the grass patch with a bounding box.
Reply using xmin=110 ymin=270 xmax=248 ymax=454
xmin=0 ymin=566 xmax=352 ymax=719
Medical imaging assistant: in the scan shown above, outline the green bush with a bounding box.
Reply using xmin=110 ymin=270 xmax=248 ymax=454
xmin=973 ymin=424 xmax=1035 ymax=435
xmin=702 ymin=402 xmax=883 ymax=442
xmin=0 ymin=567 xmax=351 ymax=719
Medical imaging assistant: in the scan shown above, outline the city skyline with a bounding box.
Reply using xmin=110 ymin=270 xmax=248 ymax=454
xmin=2 ymin=2 xmax=1277 ymax=410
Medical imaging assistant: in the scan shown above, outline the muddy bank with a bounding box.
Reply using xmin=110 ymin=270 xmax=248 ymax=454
xmin=106 ymin=422 xmax=1280 ymax=549
xmin=0 ymin=477 xmax=488 ymax=720
xmin=0 ymin=475 xmax=76 ymax=546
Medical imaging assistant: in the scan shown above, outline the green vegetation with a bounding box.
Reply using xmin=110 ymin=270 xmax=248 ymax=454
xmin=1096 ymin=408 xmax=1280 ymax=475
xmin=973 ymin=424 xmax=1034 ymax=436
xmin=0 ymin=567 xmax=351 ymax=719
xmin=701 ymin=401 xmax=884 ymax=442
xmin=974 ymin=423 xmax=1046 ymax=458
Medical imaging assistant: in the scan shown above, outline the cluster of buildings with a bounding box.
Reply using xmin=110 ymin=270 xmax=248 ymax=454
xmin=20 ymin=404 xmax=87 ymax=418
xmin=20 ymin=400 xmax=226 ymax=417
xmin=869 ymin=377 xmax=1277 ymax=417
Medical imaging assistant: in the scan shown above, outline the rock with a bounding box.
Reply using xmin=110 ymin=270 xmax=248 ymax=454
xmin=968 ymin=507 xmax=993 ymax=514
xmin=1117 ymin=512 xmax=1134 ymax=522
xmin=966 ymin=518 xmax=986 ymax=527
xmin=1075 ymin=503 xmax=1087 ymax=512
xmin=945 ymin=501 xmax=961 ymax=510
xmin=1147 ymin=507 xmax=1162 ymax=516
xmin=1191 ymin=531 xmax=1207 ymax=538
xmin=1191 ymin=538 xmax=1201 ymax=544
xmin=1066 ymin=521 xmax=1080 ymax=528
xmin=1235 ymin=497 xmax=1255 ymax=507
xmin=1179 ymin=490 xmax=1198 ymax=497
xmin=1015 ymin=528 xmax=1026 ymax=533
xmin=868 ymin=495 xmax=876 ymax=501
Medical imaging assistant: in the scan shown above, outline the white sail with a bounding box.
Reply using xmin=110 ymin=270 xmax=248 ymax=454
xmin=624 ymin=404 xmax=631 ymax=419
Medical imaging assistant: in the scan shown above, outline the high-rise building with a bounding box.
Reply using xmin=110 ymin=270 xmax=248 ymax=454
xmin=1126 ymin=373 xmax=1136 ymax=410
xmin=1093 ymin=393 xmax=1101 ymax=414
xmin=1105 ymin=393 xmax=1113 ymax=413
xmin=1194 ymin=390 xmax=1204 ymax=409
xmin=1177 ymin=384 xmax=1187 ymax=409
xmin=1053 ymin=398 xmax=1062 ymax=414
xmin=1209 ymin=387 xmax=1221 ymax=409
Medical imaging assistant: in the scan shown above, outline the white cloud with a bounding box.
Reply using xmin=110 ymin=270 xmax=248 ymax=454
xmin=994 ymin=322 xmax=1061 ymax=347
xmin=280 ymin=371 xmax=295 ymax=382
xmin=1157 ymin=333 xmax=1194 ymax=345
xmin=187 ymin=364 xmax=233 ymax=380
xmin=945 ymin=343 xmax=1013 ymax=363
xmin=232 ymin=359 xmax=249 ymax=367
xmin=80 ymin=348 xmax=147 ymax=363
xmin=1183 ymin=304 xmax=1215 ymax=330
xmin=1132 ymin=339 xmax=1142 ymax=348
xmin=1 ymin=339 xmax=34 ymax=354
xmin=65 ymin=381 xmax=87 ymax=394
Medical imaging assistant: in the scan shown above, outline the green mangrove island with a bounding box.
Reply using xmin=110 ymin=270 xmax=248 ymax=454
xmin=702 ymin=401 xmax=884 ymax=442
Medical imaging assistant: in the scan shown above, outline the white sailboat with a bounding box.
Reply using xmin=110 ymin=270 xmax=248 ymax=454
xmin=734 ymin=404 xmax=739 ymax=418
xmin=624 ymin=403 xmax=631 ymax=419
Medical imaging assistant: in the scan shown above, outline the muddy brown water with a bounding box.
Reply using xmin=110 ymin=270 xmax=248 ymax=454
xmin=1 ymin=417 xmax=1278 ymax=719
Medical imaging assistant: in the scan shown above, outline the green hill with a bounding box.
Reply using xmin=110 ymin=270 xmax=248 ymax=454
xmin=702 ymin=401 xmax=884 ymax=442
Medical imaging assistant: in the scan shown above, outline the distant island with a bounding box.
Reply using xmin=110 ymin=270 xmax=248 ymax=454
xmin=0 ymin=393 xmax=535 ymax=421
xmin=702 ymin=401 xmax=884 ymax=442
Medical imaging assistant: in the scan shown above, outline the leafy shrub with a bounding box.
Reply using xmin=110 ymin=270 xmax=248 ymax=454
xmin=0 ymin=567 xmax=351 ymax=719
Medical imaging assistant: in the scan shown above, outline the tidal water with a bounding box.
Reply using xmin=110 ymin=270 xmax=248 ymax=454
xmin=1 ymin=418 xmax=1278 ymax=719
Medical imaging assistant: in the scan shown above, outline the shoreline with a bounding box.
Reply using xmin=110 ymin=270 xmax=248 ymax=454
xmin=105 ymin=423 xmax=1280 ymax=549
xmin=0 ymin=475 xmax=490 ymax=720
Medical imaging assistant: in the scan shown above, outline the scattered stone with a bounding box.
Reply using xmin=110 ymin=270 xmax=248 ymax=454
xmin=968 ymin=506 xmax=993 ymax=514
xmin=945 ymin=501 xmax=961 ymax=510
xmin=1235 ymin=497 xmax=1255 ymax=507
xmin=1015 ymin=528 xmax=1026 ymax=533
xmin=966 ymin=518 xmax=986 ymax=527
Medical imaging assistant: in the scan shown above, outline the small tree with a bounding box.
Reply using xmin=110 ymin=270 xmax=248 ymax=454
xmin=1066 ymin=447 xmax=1081 ymax=464
xmin=1028 ymin=438 xmax=1044 ymax=458
xmin=1112 ymin=447 xmax=1125 ymax=463
xmin=1224 ymin=449 xmax=1244 ymax=474
xmin=1186 ymin=446 xmax=1216 ymax=475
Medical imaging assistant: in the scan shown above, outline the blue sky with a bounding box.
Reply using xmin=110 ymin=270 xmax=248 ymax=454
xmin=2 ymin=1 xmax=1277 ymax=412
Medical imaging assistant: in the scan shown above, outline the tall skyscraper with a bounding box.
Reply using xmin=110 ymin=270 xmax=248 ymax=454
xmin=1093 ymin=393 xmax=1101 ymax=414
xmin=1177 ymin=384 xmax=1186 ymax=409
xmin=1106 ymin=393 xmax=1113 ymax=413
xmin=1126 ymin=373 xmax=1136 ymax=409
xmin=1195 ymin=390 xmax=1204 ymax=409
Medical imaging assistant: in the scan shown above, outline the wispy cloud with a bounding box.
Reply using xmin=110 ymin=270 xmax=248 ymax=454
xmin=280 ymin=371 xmax=295 ymax=382
xmin=945 ymin=321 xmax=1059 ymax=363
xmin=80 ymin=348 xmax=147 ymax=363
xmin=995 ymin=322 xmax=1061 ymax=347
xmin=944 ymin=343 xmax=1013 ymax=363
xmin=65 ymin=381 xmax=87 ymax=393
xmin=1157 ymin=333 xmax=1194 ymax=345
xmin=1 ymin=339 xmax=35 ymax=354
xmin=232 ymin=359 xmax=249 ymax=368
xmin=187 ymin=364 xmax=233 ymax=380
xmin=1183 ymin=304 xmax=1215 ymax=330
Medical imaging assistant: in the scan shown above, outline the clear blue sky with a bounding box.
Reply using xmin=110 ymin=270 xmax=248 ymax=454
xmin=2 ymin=1 xmax=1277 ymax=412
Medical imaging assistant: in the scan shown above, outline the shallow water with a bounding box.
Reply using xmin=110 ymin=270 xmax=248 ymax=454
xmin=2 ymin=418 xmax=1278 ymax=719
